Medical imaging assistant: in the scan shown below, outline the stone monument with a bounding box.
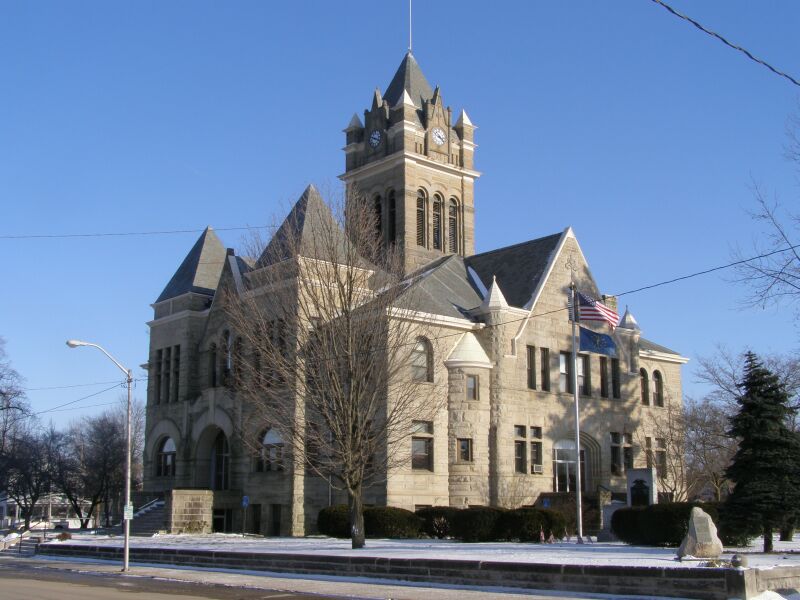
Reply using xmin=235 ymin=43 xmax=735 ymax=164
xmin=677 ymin=507 xmax=723 ymax=559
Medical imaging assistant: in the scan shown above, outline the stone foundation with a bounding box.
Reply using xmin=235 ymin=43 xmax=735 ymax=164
xmin=165 ymin=489 xmax=213 ymax=534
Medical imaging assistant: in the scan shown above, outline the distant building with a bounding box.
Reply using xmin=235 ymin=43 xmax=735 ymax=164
xmin=143 ymin=53 xmax=687 ymax=535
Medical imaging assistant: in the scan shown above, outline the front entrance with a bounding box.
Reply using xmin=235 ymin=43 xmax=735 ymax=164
xmin=212 ymin=508 xmax=232 ymax=532
xmin=211 ymin=431 xmax=230 ymax=491
xmin=270 ymin=504 xmax=282 ymax=536
xmin=552 ymin=440 xmax=587 ymax=493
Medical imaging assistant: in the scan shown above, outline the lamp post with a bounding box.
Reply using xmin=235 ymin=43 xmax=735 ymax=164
xmin=66 ymin=339 xmax=133 ymax=572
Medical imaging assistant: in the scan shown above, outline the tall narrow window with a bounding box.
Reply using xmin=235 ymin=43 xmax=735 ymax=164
xmin=610 ymin=432 xmax=633 ymax=475
xmin=387 ymin=190 xmax=396 ymax=243
xmin=611 ymin=358 xmax=621 ymax=399
xmin=559 ymin=352 xmax=573 ymax=394
xmin=373 ymin=195 xmax=382 ymax=240
xmin=599 ymin=356 xmax=608 ymax=398
xmin=256 ymin=429 xmax=284 ymax=472
xmin=530 ymin=427 xmax=543 ymax=473
xmin=416 ymin=189 xmax=427 ymax=247
xmin=640 ymin=369 xmax=650 ymax=406
xmin=412 ymin=421 xmax=434 ymax=471
xmin=410 ymin=337 xmax=433 ymax=382
xmin=209 ymin=344 xmax=218 ymax=387
xmin=458 ymin=438 xmax=473 ymax=462
xmin=540 ymin=348 xmax=551 ymax=391
xmin=432 ymin=195 xmax=443 ymax=250
xmin=514 ymin=425 xmax=527 ymax=473
xmin=448 ymin=198 xmax=459 ymax=253
xmin=578 ymin=354 xmax=590 ymax=396
xmin=154 ymin=349 xmax=163 ymax=404
xmin=172 ymin=345 xmax=180 ymax=402
xmin=653 ymin=371 xmax=664 ymax=407
xmin=526 ymin=345 xmax=536 ymax=390
xmin=466 ymin=374 xmax=479 ymax=400
xmin=163 ymin=347 xmax=171 ymax=402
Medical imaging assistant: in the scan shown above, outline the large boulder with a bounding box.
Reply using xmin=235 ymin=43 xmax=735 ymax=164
xmin=678 ymin=507 xmax=723 ymax=559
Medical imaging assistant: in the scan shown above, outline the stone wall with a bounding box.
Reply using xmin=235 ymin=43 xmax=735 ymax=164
xmin=166 ymin=489 xmax=213 ymax=534
xmin=38 ymin=543 xmax=791 ymax=600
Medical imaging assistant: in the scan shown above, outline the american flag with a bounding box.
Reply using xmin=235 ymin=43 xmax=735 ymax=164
xmin=571 ymin=291 xmax=619 ymax=329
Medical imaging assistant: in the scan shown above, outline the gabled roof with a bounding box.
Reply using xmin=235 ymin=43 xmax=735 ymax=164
xmin=258 ymin=185 xmax=350 ymax=267
xmin=383 ymin=51 xmax=434 ymax=109
xmin=156 ymin=227 xmax=227 ymax=303
xmin=640 ymin=338 xmax=681 ymax=357
xmin=396 ymin=255 xmax=483 ymax=320
xmin=465 ymin=232 xmax=562 ymax=309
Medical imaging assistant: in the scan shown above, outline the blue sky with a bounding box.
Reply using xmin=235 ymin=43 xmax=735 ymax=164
xmin=1 ymin=1 xmax=798 ymax=422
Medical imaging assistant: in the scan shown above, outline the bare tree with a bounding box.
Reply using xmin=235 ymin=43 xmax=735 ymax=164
xmin=0 ymin=337 xmax=30 ymax=458
xmin=5 ymin=427 xmax=52 ymax=529
xmin=225 ymin=187 xmax=442 ymax=548
xmin=636 ymin=398 xmax=692 ymax=502
xmin=683 ymin=398 xmax=737 ymax=501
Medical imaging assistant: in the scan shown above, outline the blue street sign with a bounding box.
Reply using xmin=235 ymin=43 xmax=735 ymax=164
xmin=242 ymin=495 xmax=249 ymax=508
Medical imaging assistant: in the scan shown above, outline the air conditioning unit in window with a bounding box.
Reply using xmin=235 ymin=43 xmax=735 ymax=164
xmin=532 ymin=464 xmax=543 ymax=474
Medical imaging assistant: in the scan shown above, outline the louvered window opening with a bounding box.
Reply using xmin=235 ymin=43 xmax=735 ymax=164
xmin=432 ymin=196 xmax=442 ymax=250
xmin=448 ymin=199 xmax=458 ymax=253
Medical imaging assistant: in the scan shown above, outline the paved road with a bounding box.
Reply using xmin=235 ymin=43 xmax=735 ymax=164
xmin=0 ymin=559 xmax=327 ymax=600
xmin=0 ymin=553 xmax=677 ymax=600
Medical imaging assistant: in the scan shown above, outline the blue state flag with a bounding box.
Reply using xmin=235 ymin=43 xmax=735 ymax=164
xmin=579 ymin=326 xmax=617 ymax=356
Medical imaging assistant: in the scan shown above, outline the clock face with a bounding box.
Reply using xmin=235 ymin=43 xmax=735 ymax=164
xmin=432 ymin=127 xmax=446 ymax=146
xmin=368 ymin=130 xmax=382 ymax=148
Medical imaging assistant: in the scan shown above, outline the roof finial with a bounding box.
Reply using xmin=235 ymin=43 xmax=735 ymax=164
xmin=408 ymin=0 xmax=413 ymax=53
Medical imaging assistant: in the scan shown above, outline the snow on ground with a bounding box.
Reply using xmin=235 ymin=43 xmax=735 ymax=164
xmin=42 ymin=532 xmax=800 ymax=571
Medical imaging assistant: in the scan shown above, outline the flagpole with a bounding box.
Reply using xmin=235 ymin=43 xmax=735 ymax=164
xmin=570 ymin=281 xmax=584 ymax=543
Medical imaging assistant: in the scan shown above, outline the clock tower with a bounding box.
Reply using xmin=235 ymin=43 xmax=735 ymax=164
xmin=341 ymin=52 xmax=479 ymax=273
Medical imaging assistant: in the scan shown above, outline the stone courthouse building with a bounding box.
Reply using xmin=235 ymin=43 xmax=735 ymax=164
xmin=143 ymin=52 xmax=688 ymax=535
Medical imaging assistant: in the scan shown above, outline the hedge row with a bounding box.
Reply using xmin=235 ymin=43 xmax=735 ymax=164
xmin=610 ymin=502 xmax=757 ymax=547
xmin=318 ymin=505 xmax=566 ymax=542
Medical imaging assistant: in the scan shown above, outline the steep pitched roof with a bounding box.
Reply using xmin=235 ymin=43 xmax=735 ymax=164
xmin=156 ymin=227 xmax=227 ymax=303
xmin=383 ymin=51 xmax=434 ymax=108
xmin=465 ymin=232 xmax=563 ymax=309
xmin=258 ymin=185 xmax=349 ymax=267
xmin=396 ymin=255 xmax=483 ymax=320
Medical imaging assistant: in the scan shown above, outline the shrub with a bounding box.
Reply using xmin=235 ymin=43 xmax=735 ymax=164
xmin=364 ymin=506 xmax=423 ymax=538
xmin=415 ymin=506 xmax=460 ymax=539
xmin=450 ymin=506 xmax=506 ymax=542
xmin=611 ymin=502 xmax=724 ymax=547
xmin=56 ymin=531 xmax=72 ymax=541
xmin=496 ymin=508 xmax=565 ymax=542
xmin=317 ymin=504 xmax=351 ymax=538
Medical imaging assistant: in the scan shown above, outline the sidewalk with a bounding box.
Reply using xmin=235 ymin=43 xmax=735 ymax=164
xmin=1 ymin=553 xmax=680 ymax=600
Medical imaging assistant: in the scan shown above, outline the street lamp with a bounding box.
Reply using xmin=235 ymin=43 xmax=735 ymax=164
xmin=66 ymin=339 xmax=133 ymax=572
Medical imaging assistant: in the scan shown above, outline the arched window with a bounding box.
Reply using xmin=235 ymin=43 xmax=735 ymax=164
xmin=373 ymin=194 xmax=382 ymax=240
xmin=256 ymin=428 xmax=284 ymax=472
xmin=432 ymin=194 xmax=443 ymax=250
xmin=653 ymin=371 xmax=664 ymax=407
xmin=448 ymin=198 xmax=459 ymax=254
xmin=209 ymin=344 xmax=218 ymax=387
xmin=387 ymin=189 xmax=396 ymax=243
xmin=232 ymin=337 xmax=243 ymax=383
xmin=410 ymin=337 xmax=433 ymax=383
xmin=416 ymin=189 xmax=427 ymax=247
xmin=156 ymin=437 xmax=176 ymax=477
xmin=640 ymin=368 xmax=650 ymax=406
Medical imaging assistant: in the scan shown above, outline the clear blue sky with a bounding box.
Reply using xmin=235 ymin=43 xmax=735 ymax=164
xmin=1 ymin=1 xmax=798 ymax=423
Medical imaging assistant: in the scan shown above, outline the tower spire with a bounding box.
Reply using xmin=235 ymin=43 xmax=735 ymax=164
xmin=408 ymin=0 xmax=413 ymax=52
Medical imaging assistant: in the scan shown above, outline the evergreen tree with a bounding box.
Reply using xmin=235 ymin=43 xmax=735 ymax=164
xmin=725 ymin=352 xmax=800 ymax=552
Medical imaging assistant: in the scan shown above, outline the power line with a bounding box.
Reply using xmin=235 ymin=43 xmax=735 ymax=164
xmin=40 ymin=400 xmax=124 ymax=414
xmin=0 ymin=225 xmax=275 ymax=240
xmin=23 ymin=379 xmax=127 ymax=391
xmin=649 ymin=0 xmax=800 ymax=88
xmin=34 ymin=383 xmax=124 ymax=415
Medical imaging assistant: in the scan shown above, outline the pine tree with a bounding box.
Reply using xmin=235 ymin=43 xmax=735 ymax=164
xmin=725 ymin=352 xmax=800 ymax=552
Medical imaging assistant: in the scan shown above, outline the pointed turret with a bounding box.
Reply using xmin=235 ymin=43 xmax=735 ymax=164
xmin=383 ymin=51 xmax=434 ymax=108
xmin=444 ymin=332 xmax=493 ymax=370
xmin=344 ymin=113 xmax=363 ymax=131
xmin=477 ymin=276 xmax=509 ymax=313
xmin=371 ymin=88 xmax=384 ymax=111
xmin=155 ymin=227 xmax=227 ymax=303
xmin=618 ymin=306 xmax=641 ymax=332
xmin=455 ymin=109 xmax=473 ymax=128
